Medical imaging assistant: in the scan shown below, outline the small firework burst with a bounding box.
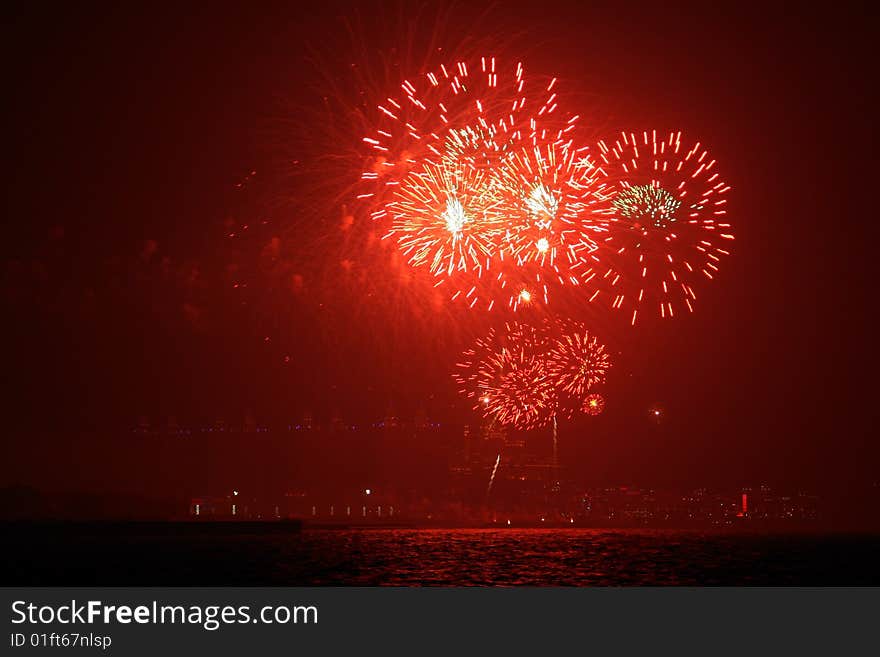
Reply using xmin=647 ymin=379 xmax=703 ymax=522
xmin=648 ymin=403 xmax=665 ymax=424
xmin=582 ymin=393 xmax=605 ymax=416
xmin=612 ymin=183 xmax=681 ymax=229
xmin=454 ymin=321 xmax=555 ymax=429
xmin=454 ymin=318 xmax=612 ymax=429
xmin=545 ymin=322 xmax=612 ymax=397
xmin=484 ymin=356 xmax=555 ymax=428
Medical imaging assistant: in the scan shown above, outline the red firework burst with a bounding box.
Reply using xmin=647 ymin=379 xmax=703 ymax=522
xmin=386 ymin=158 xmax=506 ymax=278
xmin=545 ymin=321 xmax=612 ymax=397
xmin=582 ymin=393 xmax=605 ymax=416
xmin=594 ymin=130 xmax=734 ymax=324
xmin=453 ymin=321 xmax=555 ymax=429
xmin=488 ymin=142 xmax=615 ymax=308
xmin=454 ymin=318 xmax=612 ymax=429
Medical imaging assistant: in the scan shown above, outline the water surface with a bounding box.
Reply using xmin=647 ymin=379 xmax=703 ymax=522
xmin=5 ymin=528 xmax=879 ymax=585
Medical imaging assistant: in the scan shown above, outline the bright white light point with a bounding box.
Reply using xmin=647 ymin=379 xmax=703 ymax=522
xmin=365 ymin=489 xmax=371 ymax=495
xmin=233 ymin=490 xmax=239 ymax=496
xmin=536 ymin=237 xmax=550 ymax=253
xmin=442 ymin=196 xmax=466 ymax=235
xmin=519 ymin=289 xmax=532 ymax=303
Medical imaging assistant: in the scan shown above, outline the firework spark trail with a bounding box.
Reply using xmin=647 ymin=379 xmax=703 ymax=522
xmin=486 ymin=453 xmax=501 ymax=499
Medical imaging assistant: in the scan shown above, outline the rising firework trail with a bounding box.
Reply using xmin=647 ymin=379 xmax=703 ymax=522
xmin=486 ymin=453 xmax=501 ymax=500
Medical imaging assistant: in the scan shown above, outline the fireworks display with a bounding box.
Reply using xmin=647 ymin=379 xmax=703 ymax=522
xmin=454 ymin=319 xmax=612 ymax=430
xmin=235 ymin=48 xmax=738 ymax=458
xmin=360 ymin=60 xmax=733 ymax=323
xmin=222 ymin=48 xmax=741 ymax=453
xmin=360 ymin=56 xmax=620 ymax=311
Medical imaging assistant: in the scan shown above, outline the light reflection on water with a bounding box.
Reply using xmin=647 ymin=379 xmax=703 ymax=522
xmin=7 ymin=528 xmax=880 ymax=585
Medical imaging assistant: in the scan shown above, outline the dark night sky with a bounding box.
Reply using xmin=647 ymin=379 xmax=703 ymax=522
xmin=2 ymin=2 xmax=876 ymax=494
